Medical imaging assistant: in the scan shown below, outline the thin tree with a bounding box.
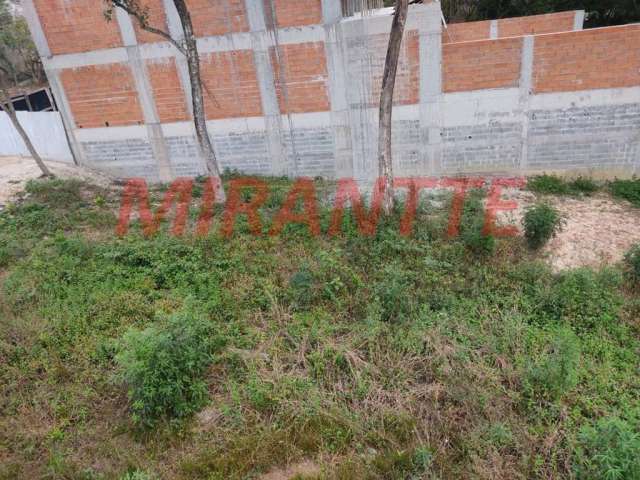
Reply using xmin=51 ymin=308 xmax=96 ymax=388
xmin=105 ymin=0 xmax=224 ymax=198
xmin=377 ymin=0 xmax=409 ymax=215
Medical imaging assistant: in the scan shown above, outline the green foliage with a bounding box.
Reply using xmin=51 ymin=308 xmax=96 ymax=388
xmin=610 ymin=178 xmax=640 ymax=207
xmin=523 ymin=202 xmax=564 ymax=249
xmin=624 ymin=244 xmax=640 ymax=287
xmin=115 ymin=309 xmax=225 ymax=428
xmin=527 ymin=174 xmax=599 ymax=196
xmin=372 ymin=262 xmax=416 ymax=322
xmin=460 ymin=188 xmax=496 ymax=256
xmin=574 ymin=416 xmax=640 ymax=480
xmin=524 ymin=327 xmax=581 ymax=401
xmin=540 ymin=268 xmax=623 ymax=331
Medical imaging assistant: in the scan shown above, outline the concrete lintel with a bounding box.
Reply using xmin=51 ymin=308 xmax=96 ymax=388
xmin=75 ymin=125 xmax=148 ymax=142
xmin=490 ymin=20 xmax=499 ymax=39
xmin=22 ymin=0 xmax=51 ymax=58
xmin=43 ymin=48 xmax=129 ymax=70
xmin=574 ymin=10 xmax=586 ymax=30
xmin=115 ymin=7 xmax=137 ymax=46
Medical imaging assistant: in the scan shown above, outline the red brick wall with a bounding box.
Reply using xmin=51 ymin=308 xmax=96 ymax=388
xmin=60 ymin=64 xmax=144 ymax=128
xmin=533 ymin=25 xmax=640 ymax=93
xmin=498 ymin=11 xmax=576 ymax=37
xmin=364 ymin=31 xmax=419 ymax=106
xmin=133 ymin=0 xmax=169 ymax=44
xmin=270 ymin=42 xmax=330 ymax=114
xmin=443 ymin=21 xmax=491 ymax=44
xmin=273 ymin=0 xmax=323 ymax=28
xmin=443 ymin=37 xmax=523 ymax=92
xmin=186 ymin=0 xmax=248 ymax=37
xmin=34 ymin=0 xmax=123 ymax=55
xmin=199 ymin=50 xmax=263 ymax=119
xmin=146 ymin=59 xmax=189 ymax=123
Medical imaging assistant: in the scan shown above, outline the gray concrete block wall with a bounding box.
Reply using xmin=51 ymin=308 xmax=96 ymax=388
xmin=284 ymin=128 xmax=336 ymax=177
xmin=442 ymin=123 xmax=523 ymax=172
xmin=82 ymin=139 xmax=159 ymax=181
xmin=528 ymin=103 xmax=640 ymax=170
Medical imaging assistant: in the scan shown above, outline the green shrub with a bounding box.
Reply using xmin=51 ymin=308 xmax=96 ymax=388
xmin=610 ymin=178 xmax=640 ymax=207
xmin=115 ymin=309 xmax=225 ymax=428
xmin=524 ymin=327 xmax=581 ymax=401
xmin=523 ymin=203 xmax=564 ymax=249
xmin=372 ymin=263 xmax=416 ymax=322
xmin=527 ymin=174 xmax=570 ymax=195
xmin=624 ymin=244 xmax=640 ymax=286
xmin=569 ymin=176 xmax=599 ymax=195
xmin=541 ymin=268 xmax=623 ymax=331
xmin=574 ymin=416 xmax=640 ymax=480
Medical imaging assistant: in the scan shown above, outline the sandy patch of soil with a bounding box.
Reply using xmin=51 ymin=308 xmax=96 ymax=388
xmin=260 ymin=460 xmax=320 ymax=480
xmin=0 ymin=156 xmax=113 ymax=207
xmin=542 ymin=195 xmax=640 ymax=272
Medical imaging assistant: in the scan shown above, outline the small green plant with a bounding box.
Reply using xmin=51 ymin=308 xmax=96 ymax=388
xmin=610 ymin=178 xmax=640 ymax=207
xmin=120 ymin=470 xmax=155 ymax=480
xmin=569 ymin=176 xmax=599 ymax=195
xmin=460 ymin=189 xmax=496 ymax=256
xmin=624 ymin=244 xmax=640 ymax=286
xmin=523 ymin=202 xmax=564 ymax=249
xmin=574 ymin=416 xmax=640 ymax=480
xmin=115 ymin=309 xmax=225 ymax=428
xmin=372 ymin=263 xmax=416 ymax=322
xmin=524 ymin=327 xmax=581 ymax=401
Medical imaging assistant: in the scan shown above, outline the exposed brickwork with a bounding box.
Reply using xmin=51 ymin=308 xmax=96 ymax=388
xmin=199 ymin=50 xmax=263 ymax=119
xmin=498 ymin=11 xmax=576 ymax=38
xmin=33 ymin=0 xmax=123 ymax=55
xmin=132 ymin=0 xmax=169 ymax=44
xmin=273 ymin=0 xmax=323 ymax=28
xmin=186 ymin=0 xmax=248 ymax=37
xmin=271 ymin=42 xmax=330 ymax=114
xmin=60 ymin=64 xmax=144 ymax=128
xmin=442 ymin=21 xmax=491 ymax=44
xmin=533 ymin=25 xmax=640 ymax=93
xmin=146 ymin=58 xmax=189 ymax=123
xmin=443 ymin=37 xmax=523 ymax=92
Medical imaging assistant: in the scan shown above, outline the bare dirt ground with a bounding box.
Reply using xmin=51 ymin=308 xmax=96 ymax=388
xmin=0 ymin=155 xmax=113 ymax=207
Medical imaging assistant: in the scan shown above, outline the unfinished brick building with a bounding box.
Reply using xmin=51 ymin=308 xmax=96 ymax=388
xmin=22 ymin=0 xmax=640 ymax=181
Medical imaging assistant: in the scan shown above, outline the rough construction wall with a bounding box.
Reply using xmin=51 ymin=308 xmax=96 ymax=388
xmin=22 ymin=0 xmax=640 ymax=182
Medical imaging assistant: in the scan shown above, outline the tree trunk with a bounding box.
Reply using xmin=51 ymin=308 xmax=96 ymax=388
xmin=172 ymin=0 xmax=225 ymax=201
xmin=1 ymin=93 xmax=53 ymax=177
xmin=378 ymin=0 xmax=409 ymax=215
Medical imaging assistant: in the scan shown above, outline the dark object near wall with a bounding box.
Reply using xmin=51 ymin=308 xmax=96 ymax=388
xmin=8 ymin=86 xmax=56 ymax=112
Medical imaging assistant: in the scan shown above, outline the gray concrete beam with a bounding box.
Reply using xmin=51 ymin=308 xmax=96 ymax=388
xmin=519 ymin=35 xmax=535 ymax=171
xmin=574 ymin=10 xmax=585 ymax=30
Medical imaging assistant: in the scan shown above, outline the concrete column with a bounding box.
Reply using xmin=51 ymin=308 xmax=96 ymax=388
xmin=22 ymin=0 xmax=84 ymax=166
xmin=418 ymin=3 xmax=444 ymax=175
xmin=116 ymin=9 xmax=173 ymax=181
xmin=573 ymin=10 xmax=586 ymax=30
xmin=489 ymin=19 xmax=499 ymax=39
xmin=244 ymin=0 xmax=287 ymax=176
xmin=519 ymin=35 xmax=535 ymax=171
xmin=162 ymin=0 xmax=193 ymax=114
xmin=322 ymin=0 xmax=352 ymax=178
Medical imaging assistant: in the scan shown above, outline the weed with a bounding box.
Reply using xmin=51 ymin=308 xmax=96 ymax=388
xmin=528 ymin=174 xmax=600 ymax=196
xmin=115 ymin=308 xmax=226 ymax=428
xmin=574 ymin=416 xmax=640 ymax=479
xmin=460 ymin=189 xmax=496 ymax=256
xmin=524 ymin=327 xmax=581 ymax=401
xmin=523 ymin=202 xmax=564 ymax=249
xmin=610 ymin=178 xmax=640 ymax=207
xmin=624 ymin=244 xmax=640 ymax=287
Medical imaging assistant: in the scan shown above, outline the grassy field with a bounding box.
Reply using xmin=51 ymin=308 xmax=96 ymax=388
xmin=1 ymin=176 xmax=639 ymax=480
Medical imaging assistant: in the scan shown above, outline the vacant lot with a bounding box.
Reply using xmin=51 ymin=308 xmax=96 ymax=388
xmin=1 ymin=175 xmax=639 ymax=480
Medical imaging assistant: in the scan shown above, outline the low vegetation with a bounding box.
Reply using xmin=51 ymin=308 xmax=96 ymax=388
xmin=523 ymin=202 xmax=564 ymax=249
xmin=1 ymin=177 xmax=639 ymax=479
